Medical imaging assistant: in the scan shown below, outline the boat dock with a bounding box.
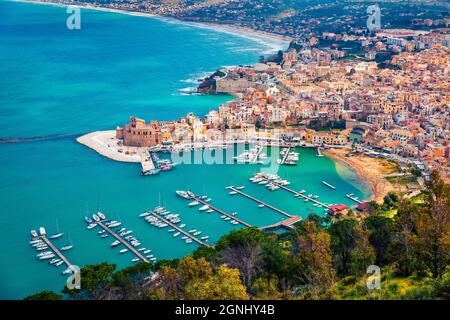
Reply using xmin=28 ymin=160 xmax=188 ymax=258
xmin=147 ymin=211 xmax=210 ymax=247
xmin=139 ymin=150 xmax=156 ymax=174
xmin=96 ymin=220 xmax=149 ymax=263
xmin=260 ymin=215 xmax=302 ymax=232
xmin=279 ymin=147 xmax=291 ymax=165
xmin=321 ymin=181 xmax=336 ymax=190
xmin=251 ymin=145 xmax=264 ymax=164
xmin=40 ymin=236 xmax=73 ymax=268
xmin=346 ymin=194 xmax=362 ymax=204
xmin=227 ymin=186 xmax=293 ymax=218
xmin=316 ymin=147 xmax=324 ymax=157
xmin=188 ymin=193 xmax=253 ymax=228
xmin=259 ymin=177 xmax=330 ymax=208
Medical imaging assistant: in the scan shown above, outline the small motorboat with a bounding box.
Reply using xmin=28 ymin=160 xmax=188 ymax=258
xmin=97 ymin=212 xmax=106 ymax=220
xmin=61 ymin=268 xmax=73 ymax=275
xmin=139 ymin=212 xmax=151 ymax=217
xmin=173 ymin=232 xmax=180 ymax=237
xmin=55 ymin=260 xmax=64 ymax=267
xmin=131 ymin=258 xmax=140 ymax=262
xmin=207 ymin=209 xmax=214 ymax=213
xmin=87 ymin=223 xmax=97 ymax=229
xmin=228 ymin=191 xmax=237 ymax=195
xmin=143 ymin=249 xmax=151 ymax=254
xmin=92 ymin=214 xmax=100 ymax=222
xmin=188 ymin=201 xmax=199 ymax=207
xmin=111 ymin=240 xmax=120 ymax=247
xmin=30 ymin=230 xmax=38 ymax=238
xmin=49 ymin=232 xmax=64 ymax=239
xmin=179 ymin=224 xmax=186 ymax=228
xmin=236 ymin=186 xmax=245 ymax=190
xmin=60 ymin=245 xmax=73 ymax=251
xmin=198 ymin=205 xmax=209 ymax=211
xmin=85 ymin=216 xmax=93 ymax=223
xmin=258 ymin=204 xmax=265 ymax=208
xmin=119 ymin=249 xmax=128 ymax=254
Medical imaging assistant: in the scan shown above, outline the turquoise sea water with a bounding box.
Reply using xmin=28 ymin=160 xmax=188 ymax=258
xmin=0 ymin=1 xmax=370 ymax=299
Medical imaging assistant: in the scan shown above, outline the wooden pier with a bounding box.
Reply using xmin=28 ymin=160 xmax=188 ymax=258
xmin=96 ymin=220 xmax=149 ymax=263
xmin=188 ymin=194 xmax=253 ymax=228
xmin=40 ymin=236 xmax=73 ymax=268
xmin=260 ymin=215 xmax=302 ymax=232
xmin=146 ymin=211 xmax=210 ymax=247
xmin=257 ymin=176 xmax=330 ymax=208
xmin=227 ymin=186 xmax=293 ymax=218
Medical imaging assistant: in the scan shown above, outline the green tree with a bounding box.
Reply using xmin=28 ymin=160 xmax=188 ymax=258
xmin=350 ymin=224 xmax=376 ymax=276
xmin=184 ymin=266 xmax=249 ymax=300
xmin=364 ymin=215 xmax=394 ymax=264
xmin=62 ymin=263 xmax=116 ymax=299
xmin=416 ymin=172 xmax=450 ymax=278
xmin=329 ymin=219 xmax=358 ymax=276
xmin=24 ymin=290 xmax=62 ymax=300
xmin=294 ymin=221 xmax=336 ymax=298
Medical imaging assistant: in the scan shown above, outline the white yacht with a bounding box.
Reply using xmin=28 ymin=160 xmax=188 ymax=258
xmin=97 ymin=212 xmax=106 ymax=220
xmin=111 ymin=240 xmax=120 ymax=247
xmin=198 ymin=205 xmax=209 ymax=211
xmin=175 ymin=190 xmax=190 ymax=199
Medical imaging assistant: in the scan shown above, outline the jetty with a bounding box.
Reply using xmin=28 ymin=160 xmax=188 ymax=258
xmin=188 ymin=193 xmax=252 ymax=227
xmin=279 ymin=147 xmax=291 ymax=165
xmin=260 ymin=215 xmax=302 ymax=232
xmin=96 ymin=220 xmax=149 ymax=263
xmin=146 ymin=211 xmax=210 ymax=247
xmin=226 ymin=186 xmax=293 ymax=218
xmin=258 ymin=176 xmax=330 ymax=208
xmin=40 ymin=236 xmax=73 ymax=268
xmin=138 ymin=150 xmax=156 ymax=175
xmin=316 ymin=147 xmax=324 ymax=157
xmin=251 ymin=145 xmax=264 ymax=164
xmin=321 ymin=181 xmax=336 ymax=190
xmin=346 ymin=194 xmax=362 ymax=204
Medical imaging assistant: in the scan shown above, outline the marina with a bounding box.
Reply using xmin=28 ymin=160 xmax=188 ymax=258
xmin=180 ymin=191 xmax=253 ymax=227
xmin=252 ymin=173 xmax=330 ymax=208
xmin=144 ymin=210 xmax=210 ymax=247
xmin=226 ymin=186 xmax=294 ymax=218
xmin=93 ymin=218 xmax=150 ymax=263
xmin=39 ymin=236 xmax=74 ymax=269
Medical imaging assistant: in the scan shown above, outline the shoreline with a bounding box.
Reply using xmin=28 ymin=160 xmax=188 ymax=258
xmin=323 ymin=148 xmax=399 ymax=203
xmin=10 ymin=0 xmax=291 ymax=53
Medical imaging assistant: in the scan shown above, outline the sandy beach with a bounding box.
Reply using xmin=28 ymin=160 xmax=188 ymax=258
xmin=324 ymin=148 xmax=400 ymax=203
xmin=12 ymin=0 xmax=291 ymax=52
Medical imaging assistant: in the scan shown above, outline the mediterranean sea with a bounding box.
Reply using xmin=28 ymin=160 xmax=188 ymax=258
xmin=0 ymin=0 xmax=370 ymax=299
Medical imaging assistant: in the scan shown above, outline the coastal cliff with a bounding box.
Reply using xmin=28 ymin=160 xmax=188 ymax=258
xmin=197 ymin=70 xmax=225 ymax=94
